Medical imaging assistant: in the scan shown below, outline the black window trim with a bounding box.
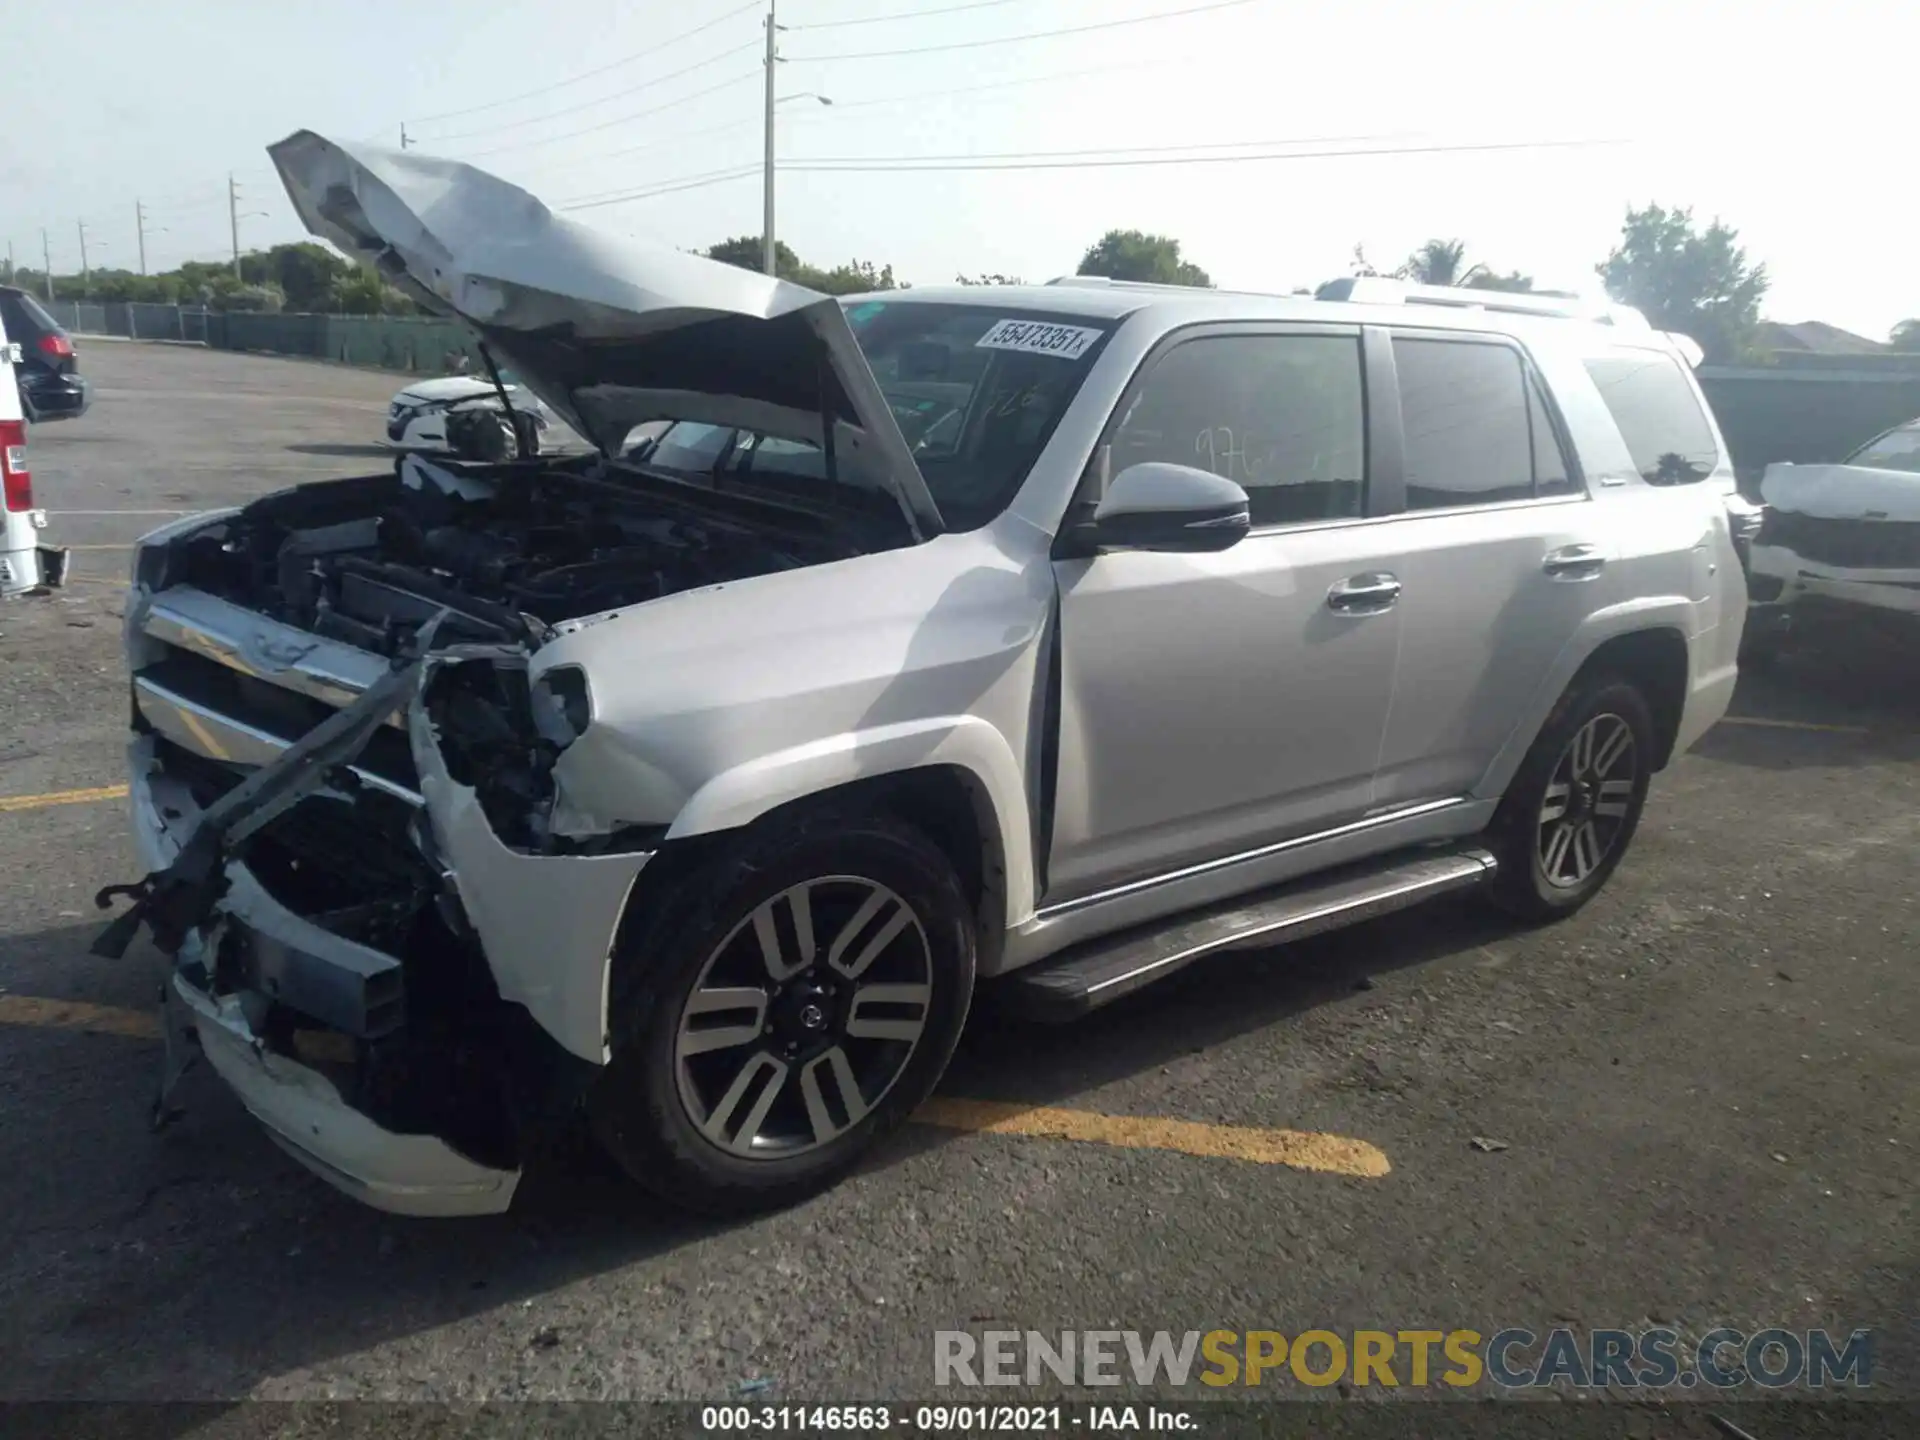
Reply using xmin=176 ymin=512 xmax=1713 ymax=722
xmin=1057 ymin=319 xmax=1390 ymax=557
xmin=1376 ymin=325 xmax=1590 ymax=519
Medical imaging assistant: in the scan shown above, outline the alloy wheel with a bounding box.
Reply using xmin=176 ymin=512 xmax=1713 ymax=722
xmin=673 ymin=877 xmax=934 ymax=1159
xmin=1537 ymin=712 xmax=1638 ymax=888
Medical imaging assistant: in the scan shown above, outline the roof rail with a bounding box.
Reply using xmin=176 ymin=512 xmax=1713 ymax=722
xmin=1044 ymin=274 xmax=1199 ymax=293
xmin=1313 ymin=276 xmax=1651 ymax=329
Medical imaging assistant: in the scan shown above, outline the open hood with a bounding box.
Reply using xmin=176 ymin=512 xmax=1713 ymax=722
xmin=268 ymin=129 xmax=943 ymax=540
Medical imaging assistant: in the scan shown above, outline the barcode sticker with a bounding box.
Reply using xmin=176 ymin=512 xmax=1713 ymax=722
xmin=975 ymin=318 xmax=1103 ymax=360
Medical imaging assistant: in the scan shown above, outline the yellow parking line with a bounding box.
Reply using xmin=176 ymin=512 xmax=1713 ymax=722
xmin=1718 ymin=716 xmax=1871 ymax=735
xmin=0 ymin=784 xmax=130 ymax=813
xmin=0 ymin=995 xmax=159 ymax=1039
xmin=914 ymin=1097 xmax=1392 ymax=1178
xmin=0 ymin=994 xmax=1389 ymax=1177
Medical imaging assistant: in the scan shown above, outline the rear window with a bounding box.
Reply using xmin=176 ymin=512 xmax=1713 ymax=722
xmin=1583 ymin=351 xmax=1720 ymax=485
xmin=0 ymin=289 xmax=61 ymax=338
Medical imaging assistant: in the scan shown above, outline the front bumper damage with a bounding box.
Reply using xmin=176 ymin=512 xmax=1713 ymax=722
xmin=104 ymin=622 xmax=653 ymax=1216
xmin=1749 ymin=542 xmax=1920 ymax=626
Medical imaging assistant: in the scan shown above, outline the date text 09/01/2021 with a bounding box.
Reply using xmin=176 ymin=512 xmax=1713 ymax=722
xmin=700 ymin=1405 xmax=1194 ymax=1433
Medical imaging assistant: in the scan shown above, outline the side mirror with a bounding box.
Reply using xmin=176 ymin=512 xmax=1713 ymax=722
xmin=1084 ymin=462 xmax=1250 ymax=554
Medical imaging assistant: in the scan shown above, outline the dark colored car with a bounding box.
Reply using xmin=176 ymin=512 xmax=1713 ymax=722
xmin=0 ymin=287 xmax=91 ymax=422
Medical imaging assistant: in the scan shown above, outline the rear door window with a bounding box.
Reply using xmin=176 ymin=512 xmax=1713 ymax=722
xmin=1393 ymin=336 xmax=1575 ymax=509
xmin=1582 ymin=350 xmax=1721 ymax=485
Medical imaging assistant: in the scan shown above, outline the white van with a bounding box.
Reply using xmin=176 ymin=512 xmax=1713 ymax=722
xmin=0 ymin=309 xmax=65 ymax=596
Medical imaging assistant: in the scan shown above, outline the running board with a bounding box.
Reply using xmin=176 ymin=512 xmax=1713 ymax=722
xmin=1004 ymin=846 xmax=1498 ymax=1022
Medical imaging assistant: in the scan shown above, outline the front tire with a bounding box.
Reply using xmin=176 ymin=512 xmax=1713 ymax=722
xmin=1485 ymin=675 xmax=1656 ymax=921
xmin=589 ymin=811 xmax=975 ymax=1214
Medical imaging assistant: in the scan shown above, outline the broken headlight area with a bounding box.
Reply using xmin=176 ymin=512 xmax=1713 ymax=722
xmin=419 ymin=652 xmax=661 ymax=856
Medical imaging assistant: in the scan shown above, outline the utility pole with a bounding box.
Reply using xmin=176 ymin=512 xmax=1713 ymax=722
xmin=762 ymin=0 xmax=778 ymax=276
xmin=4 ymin=240 xmax=11 ymax=285
xmin=136 ymin=200 xmax=148 ymax=275
xmin=41 ymin=229 xmax=54 ymax=301
xmin=400 ymin=123 xmax=412 ymax=149
xmin=77 ymin=219 xmax=91 ymax=294
xmin=229 ymin=173 xmax=242 ymax=279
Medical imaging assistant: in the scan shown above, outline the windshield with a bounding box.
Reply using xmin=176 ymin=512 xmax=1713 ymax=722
xmin=630 ymin=301 xmax=1114 ymax=531
xmin=1846 ymin=422 xmax=1920 ymax=475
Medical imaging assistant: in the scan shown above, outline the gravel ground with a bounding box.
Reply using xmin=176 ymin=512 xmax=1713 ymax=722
xmin=1 ymin=344 xmax=1915 ymax=1425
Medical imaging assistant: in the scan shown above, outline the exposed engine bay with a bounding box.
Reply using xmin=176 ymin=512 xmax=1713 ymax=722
xmin=147 ymin=452 xmax=865 ymax=656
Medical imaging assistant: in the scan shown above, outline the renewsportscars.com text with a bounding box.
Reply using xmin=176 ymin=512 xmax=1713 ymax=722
xmin=933 ymin=1327 xmax=1873 ymax=1390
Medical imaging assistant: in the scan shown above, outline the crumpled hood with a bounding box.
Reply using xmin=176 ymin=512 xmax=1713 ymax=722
xmin=268 ymin=129 xmax=942 ymax=540
xmin=1761 ymin=462 xmax=1920 ymax=523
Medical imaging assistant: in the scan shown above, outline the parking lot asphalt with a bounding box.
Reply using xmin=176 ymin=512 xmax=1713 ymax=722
xmin=2 ymin=343 xmax=1916 ymax=1406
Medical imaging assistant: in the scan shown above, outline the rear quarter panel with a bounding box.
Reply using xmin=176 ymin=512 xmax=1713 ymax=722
xmin=1469 ymin=330 xmax=1742 ymax=796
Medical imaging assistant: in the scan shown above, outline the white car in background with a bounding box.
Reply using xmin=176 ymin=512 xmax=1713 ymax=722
xmin=384 ymin=373 xmax=555 ymax=460
xmin=1746 ymin=416 xmax=1920 ymax=657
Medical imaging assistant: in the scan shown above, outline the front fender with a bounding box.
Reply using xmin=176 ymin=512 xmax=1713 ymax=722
xmin=665 ymin=714 xmax=1036 ymax=928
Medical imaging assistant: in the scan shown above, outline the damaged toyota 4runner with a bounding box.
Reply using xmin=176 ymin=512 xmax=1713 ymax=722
xmin=99 ymin=132 xmax=1745 ymax=1217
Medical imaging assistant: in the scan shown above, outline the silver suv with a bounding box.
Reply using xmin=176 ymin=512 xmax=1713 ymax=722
xmin=100 ymin=132 xmax=1744 ymax=1217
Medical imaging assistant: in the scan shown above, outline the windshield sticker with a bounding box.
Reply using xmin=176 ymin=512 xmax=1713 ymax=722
xmin=976 ymin=318 xmax=1103 ymax=360
xmin=848 ymin=302 xmax=887 ymax=325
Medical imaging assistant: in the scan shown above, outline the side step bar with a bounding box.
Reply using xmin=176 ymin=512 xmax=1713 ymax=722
xmin=1004 ymin=846 xmax=1498 ymax=1022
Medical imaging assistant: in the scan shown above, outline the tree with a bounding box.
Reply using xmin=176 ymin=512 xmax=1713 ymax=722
xmin=328 ymin=270 xmax=389 ymax=315
xmin=1463 ymin=269 xmax=1535 ymax=294
xmin=701 ymin=237 xmax=902 ymax=294
xmin=1403 ymin=238 xmax=1471 ymax=286
xmin=1076 ymin=230 xmax=1211 ymax=287
xmin=703 ymin=235 xmax=801 ymax=279
xmin=1891 ymin=320 xmax=1920 ymax=353
xmin=794 ymin=258 xmax=901 ymax=295
xmin=957 ymin=273 xmax=1024 ymax=286
xmin=261 ymin=242 xmax=355 ymax=312
xmin=1596 ymin=204 xmax=1768 ymax=363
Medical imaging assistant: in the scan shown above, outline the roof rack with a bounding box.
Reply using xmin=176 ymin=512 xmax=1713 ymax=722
xmin=1313 ymin=276 xmax=1651 ymax=329
xmin=1044 ymin=275 xmax=1201 ymax=294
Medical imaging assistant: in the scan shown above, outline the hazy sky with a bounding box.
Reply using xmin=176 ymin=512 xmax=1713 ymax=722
xmin=6 ymin=0 xmax=1914 ymax=340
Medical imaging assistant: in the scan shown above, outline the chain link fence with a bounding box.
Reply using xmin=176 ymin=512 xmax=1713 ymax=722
xmin=41 ymin=300 xmax=471 ymax=374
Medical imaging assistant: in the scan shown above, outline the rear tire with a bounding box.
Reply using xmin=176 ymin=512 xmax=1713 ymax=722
xmin=1485 ymin=675 xmax=1656 ymax=922
xmin=589 ymin=810 xmax=975 ymax=1214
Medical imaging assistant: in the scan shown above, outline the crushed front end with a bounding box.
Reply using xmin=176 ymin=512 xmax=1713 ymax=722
xmin=104 ymin=495 xmax=670 ymax=1215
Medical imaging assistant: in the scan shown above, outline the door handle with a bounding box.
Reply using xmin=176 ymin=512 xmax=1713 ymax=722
xmin=1326 ymin=572 xmax=1402 ymax=613
xmin=1543 ymin=544 xmax=1606 ymax=580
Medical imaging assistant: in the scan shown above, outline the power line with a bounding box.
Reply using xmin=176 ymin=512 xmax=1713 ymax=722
xmin=556 ymin=164 xmax=762 ymax=211
xmin=528 ymin=114 xmax=764 ymax=179
xmin=784 ymin=136 xmax=1625 ymax=172
xmin=789 ymin=131 xmax=1417 ymax=165
xmin=459 ymin=71 xmax=762 ymax=158
xmin=788 ymin=0 xmax=1028 ymax=28
xmin=546 ymin=135 xmax=1622 ymax=213
xmin=786 ymin=0 xmax=1258 ymax=61
xmin=419 ymin=39 xmax=763 ymax=143
xmin=403 ymin=0 xmax=762 ymax=126
xmin=825 ymin=52 xmax=1209 ymax=110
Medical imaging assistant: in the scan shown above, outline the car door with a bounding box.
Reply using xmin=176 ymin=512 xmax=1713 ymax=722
xmin=1368 ymin=329 xmax=1617 ymax=808
xmin=1045 ymin=325 xmax=1409 ymax=904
